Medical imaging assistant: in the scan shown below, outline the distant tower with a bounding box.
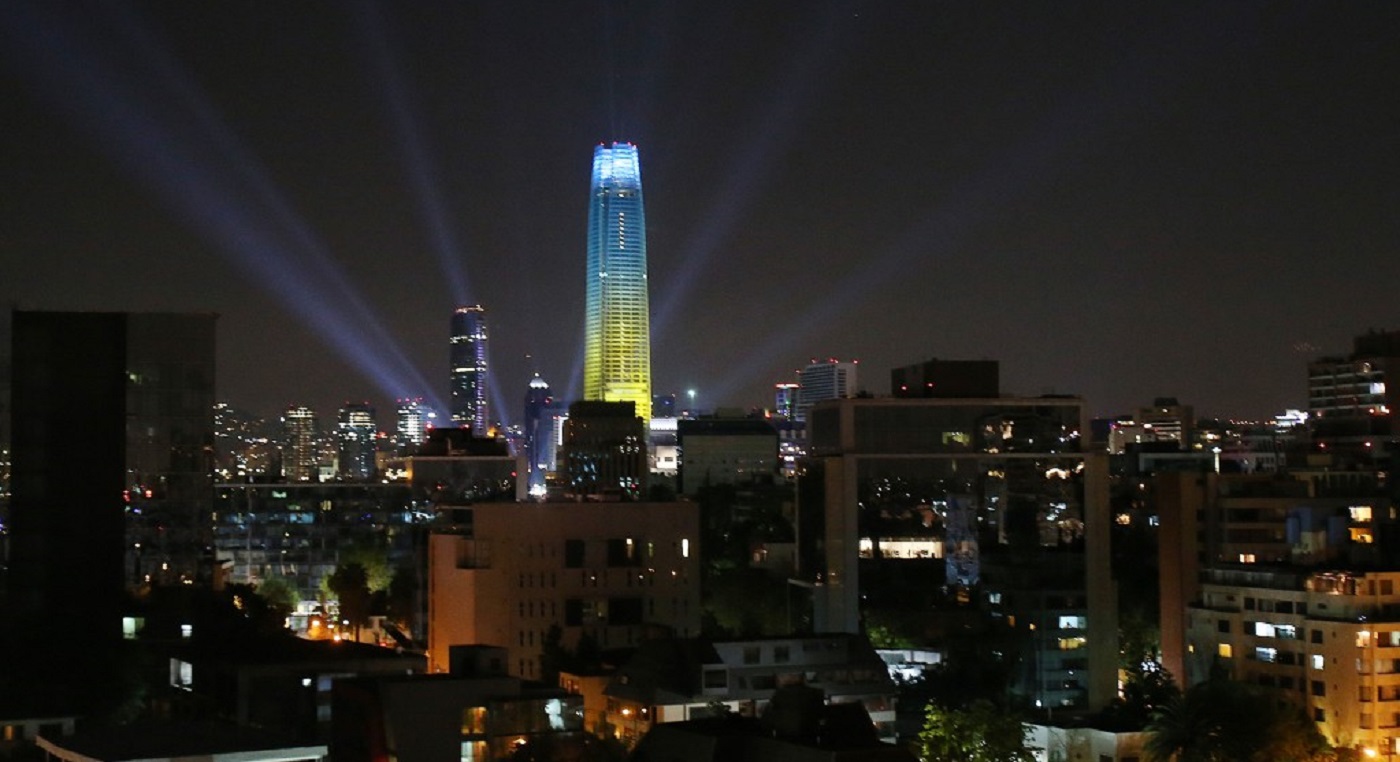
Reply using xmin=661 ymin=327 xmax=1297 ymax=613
xmin=583 ymin=142 xmax=652 ymax=421
xmin=336 ymin=403 xmax=376 ymax=480
xmin=450 ymin=305 xmax=489 ymax=433
xmin=796 ymin=359 xmax=858 ymax=423
xmin=395 ymin=397 xmax=434 ymax=456
xmin=523 ymin=375 xmax=558 ymax=498
xmin=282 ymin=405 xmax=318 ymax=482
xmin=774 ymin=382 xmax=799 ymax=420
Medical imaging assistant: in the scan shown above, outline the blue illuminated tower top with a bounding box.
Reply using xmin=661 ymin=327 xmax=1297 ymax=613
xmin=583 ymin=142 xmax=652 ymax=421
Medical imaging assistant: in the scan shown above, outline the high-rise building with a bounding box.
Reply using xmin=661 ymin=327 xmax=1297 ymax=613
xmin=560 ymin=401 xmax=647 ymax=500
xmin=282 ymin=405 xmax=318 ymax=482
xmin=583 ymin=142 xmax=652 ymax=422
xmin=1308 ymin=328 xmax=1400 ymax=457
xmin=890 ymin=358 xmax=999 ymax=399
xmin=797 ymin=392 xmax=1116 ymax=712
xmin=394 ymin=397 xmax=434 ymax=456
xmin=795 ymin=359 xmax=857 ymax=423
xmin=6 ymin=310 xmax=216 ymax=640
xmin=450 ymin=305 xmax=489 ymax=434
xmin=523 ymin=374 xmax=562 ymax=498
xmin=773 ymin=383 xmax=799 ymax=420
xmin=337 ymin=403 xmax=377 ymax=480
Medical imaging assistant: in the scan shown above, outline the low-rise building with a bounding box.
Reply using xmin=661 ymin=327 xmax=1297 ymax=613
xmin=603 ymin=634 xmax=898 ymax=746
xmin=428 ymin=501 xmax=702 ymax=681
xmin=331 ymin=645 xmax=584 ymax=762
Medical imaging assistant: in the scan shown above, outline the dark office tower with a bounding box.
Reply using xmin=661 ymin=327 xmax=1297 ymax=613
xmin=890 ymin=358 xmax=1000 ymax=399
xmin=6 ymin=311 xmax=216 ymax=641
xmin=560 ymin=401 xmax=647 ymax=500
xmin=523 ymin=374 xmax=555 ymax=498
xmin=583 ymin=143 xmax=652 ymax=421
xmin=450 ymin=305 xmax=489 ymax=434
xmin=282 ymin=405 xmax=318 ymax=482
xmin=337 ymin=403 xmax=377 ymax=480
xmin=652 ymin=393 xmax=677 ymax=419
xmin=774 ymin=382 xmax=799 ymax=420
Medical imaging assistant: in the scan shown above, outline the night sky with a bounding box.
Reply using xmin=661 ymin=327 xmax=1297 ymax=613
xmin=3 ymin=2 xmax=1398 ymax=426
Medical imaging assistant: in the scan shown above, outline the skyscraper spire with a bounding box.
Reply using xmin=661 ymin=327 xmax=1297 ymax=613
xmin=583 ymin=142 xmax=652 ymax=421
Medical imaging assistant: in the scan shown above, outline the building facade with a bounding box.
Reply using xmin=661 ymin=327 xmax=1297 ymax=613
xmin=281 ymin=405 xmax=319 ymax=482
xmin=795 ymin=359 xmax=857 ymax=423
xmin=583 ymin=142 xmax=652 ymax=422
xmin=427 ymin=501 xmax=701 ymax=682
xmin=337 ymin=403 xmax=377 ymax=480
xmin=523 ymin=375 xmax=561 ymax=499
xmin=451 ymin=305 xmax=490 ymax=433
xmin=798 ymin=395 xmax=1117 ymax=712
xmin=394 ymin=397 xmax=434 ymax=456
xmin=7 ymin=311 xmax=216 ymax=639
xmin=1186 ymin=568 xmax=1400 ymax=754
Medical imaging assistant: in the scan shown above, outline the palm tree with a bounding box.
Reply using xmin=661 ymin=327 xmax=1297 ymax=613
xmin=1145 ymin=678 xmax=1331 ymax=762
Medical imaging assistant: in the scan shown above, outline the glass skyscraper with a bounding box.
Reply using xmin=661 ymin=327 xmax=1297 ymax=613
xmin=336 ymin=402 xmax=377 ymax=480
xmin=450 ymin=304 xmax=489 ymax=433
xmin=584 ymin=142 xmax=652 ymax=422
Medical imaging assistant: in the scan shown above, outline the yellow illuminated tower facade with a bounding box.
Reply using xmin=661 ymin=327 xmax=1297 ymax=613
xmin=583 ymin=142 xmax=651 ymax=421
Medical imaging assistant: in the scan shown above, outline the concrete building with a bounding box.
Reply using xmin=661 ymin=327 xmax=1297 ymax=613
xmin=331 ymin=645 xmax=583 ymax=762
xmin=795 ymin=359 xmax=857 ymax=424
xmin=630 ymin=689 xmax=914 ymax=762
xmin=603 ymin=634 xmax=898 ymax=746
xmin=6 ymin=310 xmax=216 ymax=641
xmin=890 ymin=358 xmax=999 ymax=399
xmin=1133 ymin=397 xmax=1195 ymax=450
xmin=1308 ymin=329 xmax=1400 ymax=461
xmin=1185 ymin=568 xmax=1400 ymax=753
xmin=560 ymin=401 xmax=648 ymax=499
xmin=427 ymin=501 xmax=701 ymax=681
xmin=798 ymin=394 xmax=1117 ymax=712
xmin=677 ymin=417 xmax=779 ymax=495
xmin=1024 ymin=723 xmax=1147 ymax=762
xmin=1155 ymin=472 xmax=1393 ymax=683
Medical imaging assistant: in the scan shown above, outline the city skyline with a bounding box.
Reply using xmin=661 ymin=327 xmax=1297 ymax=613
xmin=2 ymin=3 xmax=1398 ymax=422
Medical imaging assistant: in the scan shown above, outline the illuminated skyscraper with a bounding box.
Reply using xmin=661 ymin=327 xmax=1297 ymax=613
xmin=394 ymin=397 xmax=434 ymax=455
xmin=584 ymin=142 xmax=652 ymax=422
xmin=336 ymin=402 xmax=377 ymax=480
xmin=282 ymin=405 xmax=318 ymax=482
xmin=523 ymin=374 xmax=563 ymax=498
xmin=450 ymin=305 xmax=489 ymax=433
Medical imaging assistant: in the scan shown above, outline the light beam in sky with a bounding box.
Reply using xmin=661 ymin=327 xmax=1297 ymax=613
xmin=350 ymin=0 xmax=475 ymax=307
xmin=0 ymin=2 xmax=445 ymax=412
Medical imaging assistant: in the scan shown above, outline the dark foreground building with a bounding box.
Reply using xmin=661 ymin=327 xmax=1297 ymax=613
xmin=5 ymin=310 xmax=216 ymax=640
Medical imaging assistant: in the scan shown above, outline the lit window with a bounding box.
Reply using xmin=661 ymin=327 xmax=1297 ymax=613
xmin=681 ymin=538 xmax=690 ymax=558
xmin=1313 ymin=654 xmax=1324 ymax=670
xmin=1218 ymin=643 xmax=1233 ymax=658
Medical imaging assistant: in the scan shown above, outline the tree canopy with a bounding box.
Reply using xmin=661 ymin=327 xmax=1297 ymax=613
xmin=1144 ymin=678 xmax=1334 ymax=762
xmin=917 ymin=701 xmax=1034 ymax=762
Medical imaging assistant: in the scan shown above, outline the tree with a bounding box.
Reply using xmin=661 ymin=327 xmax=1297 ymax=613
xmin=1145 ymin=678 xmax=1333 ymax=762
xmin=917 ymin=701 xmax=1034 ymax=762
xmin=326 ymin=562 xmax=372 ymax=642
xmin=256 ymin=576 xmax=299 ymax=621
